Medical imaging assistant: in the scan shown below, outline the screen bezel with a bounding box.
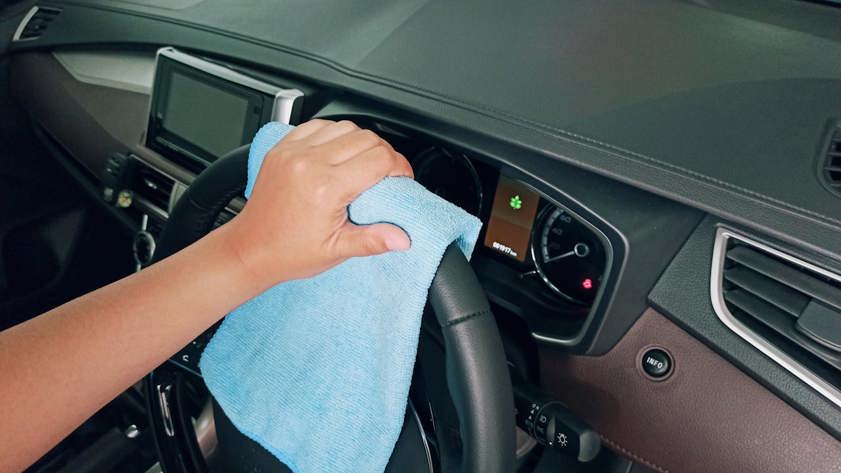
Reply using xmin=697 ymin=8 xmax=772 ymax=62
xmin=146 ymin=53 xmax=272 ymax=166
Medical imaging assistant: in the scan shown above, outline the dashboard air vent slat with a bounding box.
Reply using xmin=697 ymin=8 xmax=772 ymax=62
xmin=132 ymin=165 xmax=175 ymax=212
xmin=723 ymin=266 xmax=808 ymax=317
xmin=13 ymin=6 xmax=62 ymax=42
xmin=713 ymin=228 xmax=841 ymax=408
xmin=724 ymin=289 xmax=795 ymax=334
xmin=822 ymin=127 xmax=841 ymax=192
xmin=723 ymin=289 xmax=841 ymax=370
xmin=726 ymin=246 xmax=841 ymax=312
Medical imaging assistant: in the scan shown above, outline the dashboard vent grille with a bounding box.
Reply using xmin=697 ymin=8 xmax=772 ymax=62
xmin=13 ymin=6 xmax=62 ymax=42
xmin=713 ymin=229 xmax=841 ymax=408
xmin=132 ymin=164 xmax=175 ymax=212
xmin=823 ymin=127 xmax=841 ymax=194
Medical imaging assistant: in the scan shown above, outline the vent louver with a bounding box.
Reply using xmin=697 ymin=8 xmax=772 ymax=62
xmin=13 ymin=6 xmax=62 ymax=42
xmin=132 ymin=164 xmax=175 ymax=212
xmin=823 ymin=127 xmax=841 ymax=194
xmin=712 ymin=228 xmax=841 ymax=408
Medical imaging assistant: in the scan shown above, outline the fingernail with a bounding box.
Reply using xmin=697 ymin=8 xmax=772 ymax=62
xmin=386 ymin=234 xmax=411 ymax=252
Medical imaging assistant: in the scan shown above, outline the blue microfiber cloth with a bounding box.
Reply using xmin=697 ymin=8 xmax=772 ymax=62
xmin=199 ymin=122 xmax=482 ymax=473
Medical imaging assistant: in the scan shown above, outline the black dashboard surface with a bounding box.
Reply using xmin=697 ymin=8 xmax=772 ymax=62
xmin=9 ymin=0 xmax=841 ymax=261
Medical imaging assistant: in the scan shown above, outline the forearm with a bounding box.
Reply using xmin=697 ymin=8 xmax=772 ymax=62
xmin=0 ymin=119 xmax=412 ymax=472
xmin=0 ymin=222 xmax=263 ymax=472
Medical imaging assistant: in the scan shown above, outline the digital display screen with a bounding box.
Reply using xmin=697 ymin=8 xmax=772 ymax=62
xmin=483 ymin=176 xmax=540 ymax=262
xmin=161 ymin=71 xmax=251 ymax=159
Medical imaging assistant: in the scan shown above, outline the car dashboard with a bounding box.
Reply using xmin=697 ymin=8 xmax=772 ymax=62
xmin=3 ymin=1 xmax=841 ymax=472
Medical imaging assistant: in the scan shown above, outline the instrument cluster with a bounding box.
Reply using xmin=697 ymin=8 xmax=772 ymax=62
xmin=410 ymin=146 xmax=608 ymax=313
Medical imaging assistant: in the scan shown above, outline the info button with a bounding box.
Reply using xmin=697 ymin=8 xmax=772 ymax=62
xmin=641 ymin=348 xmax=672 ymax=380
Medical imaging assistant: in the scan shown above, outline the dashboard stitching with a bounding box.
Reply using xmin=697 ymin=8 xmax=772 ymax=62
xmin=347 ymin=82 xmax=841 ymax=230
xmin=38 ymin=3 xmax=841 ymax=229
xmin=600 ymin=435 xmax=671 ymax=473
xmin=442 ymin=309 xmax=491 ymax=328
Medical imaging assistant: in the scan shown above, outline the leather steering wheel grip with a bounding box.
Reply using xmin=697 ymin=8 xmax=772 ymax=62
xmin=149 ymin=145 xmax=516 ymax=473
xmin=153 ymin=144 xmax=251 ymax=263
xmin=429 ymin=245 xmax=516 ymax=473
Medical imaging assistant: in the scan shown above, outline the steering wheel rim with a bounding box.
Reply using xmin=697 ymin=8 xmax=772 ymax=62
xmin=144 ymin=145 xmax=515 ymax=473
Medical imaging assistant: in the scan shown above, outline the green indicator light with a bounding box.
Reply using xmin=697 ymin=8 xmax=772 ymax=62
xmin=509 ymin=194 xmax=523 ymax=210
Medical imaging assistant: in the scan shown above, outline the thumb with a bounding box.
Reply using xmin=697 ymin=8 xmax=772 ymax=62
xmin=335 ymin=223 xmax=411 ymax=258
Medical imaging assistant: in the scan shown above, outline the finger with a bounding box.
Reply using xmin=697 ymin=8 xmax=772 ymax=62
xmin=283 ymin=119 xmax=334 ymax=142
xmin=342 ymin=145 xmax=413 ymax=178
xmin=315 ymin=129 xmax=389 ymax=164
xmin=393 ymin=151 xmax=413 ymax=179
xmin=335 ymin=146 xmax=413 ymax=202
xmin=304 ymin=120 xmax=360 ymax=146
xmin=334 ymin=222 xmax=411 ymax=259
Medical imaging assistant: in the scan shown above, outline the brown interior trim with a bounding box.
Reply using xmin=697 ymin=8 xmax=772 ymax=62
xmin=540 ymin=308 xmax=841 ymax=473
xmin=600 ymin=435 xmax=669 ymax=473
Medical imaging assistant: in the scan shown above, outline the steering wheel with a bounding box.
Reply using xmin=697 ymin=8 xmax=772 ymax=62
xmin=144 ymin=145 xmax=515 ymax=473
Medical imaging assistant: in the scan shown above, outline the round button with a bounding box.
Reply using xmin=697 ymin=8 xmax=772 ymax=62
xmin=641 ymin=348 xmax=672 ymax=379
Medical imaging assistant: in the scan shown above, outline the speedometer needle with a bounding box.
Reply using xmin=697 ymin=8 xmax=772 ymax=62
xmin=544 ymin=250 xmax=575 ymax=264
xmin=544 ymin=243 xmax=590 ymax=264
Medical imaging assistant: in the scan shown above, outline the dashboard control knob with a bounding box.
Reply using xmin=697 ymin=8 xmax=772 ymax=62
xmin=117 ymin=189 xmax=133 ymax=208
xmin=102 ymin=152 xmax=133 ymax=205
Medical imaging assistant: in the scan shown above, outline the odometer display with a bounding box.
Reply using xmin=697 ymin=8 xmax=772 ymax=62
xmin=532 ymin=207 xmax=606 ymax=305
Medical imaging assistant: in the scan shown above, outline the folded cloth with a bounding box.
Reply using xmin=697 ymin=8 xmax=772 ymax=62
xmin=199 ymin=122 xmax=482 ymax=473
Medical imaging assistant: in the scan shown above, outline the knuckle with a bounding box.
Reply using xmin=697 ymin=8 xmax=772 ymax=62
xmin=312 ymin=184 xmax=330 ymax=202
xmin=357 ymin=129 xmax=381 ymax=146
xmin=311 ymin=175 xmax=335 ymax=200
xmin=371 ymin=144 xmax=392 ymax=161
xmin=364 ymin=234 xmax=386 ymax=254
xmin=376 ymin=147 xmax=397 ymax=168
xmin=308 ymin=118 xmax=332 ymax=126
xmin=335 ymin=120 xmax=358 ymax=133
xmin=267 ymin=147 xmax=291 ymax=163
xmin=287 ymin=155 xmax=310 ymax=175
xmin=296 ymin=119 xmax=330 ymax=134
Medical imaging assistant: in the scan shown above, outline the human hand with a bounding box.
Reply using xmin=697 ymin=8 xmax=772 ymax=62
xmin=220 ymin=119 xmax=413 ymax=289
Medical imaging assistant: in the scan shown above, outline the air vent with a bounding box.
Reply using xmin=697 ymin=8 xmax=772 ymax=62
xmin=132 ymin=164 xmax=175 ymax=212
xmin=712 ymin=228 xmax=841 ymax=408
xmin=822 ymin=126 xmax=841 ymax=195
xmin=13 ymin=6 xmax=62 ymax=42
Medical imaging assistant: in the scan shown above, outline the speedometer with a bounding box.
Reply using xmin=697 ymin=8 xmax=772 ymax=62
xmin=531 ymin=207 xmax=606 ymax=305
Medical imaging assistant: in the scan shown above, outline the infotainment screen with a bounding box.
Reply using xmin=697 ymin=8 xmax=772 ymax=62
xmin=146 ymin=48 xmax=303 ymax=168
xmin=162 ymin=71 xmax=252 ymax=158
xmin=483 ymin=176 xmax=540 ymax=262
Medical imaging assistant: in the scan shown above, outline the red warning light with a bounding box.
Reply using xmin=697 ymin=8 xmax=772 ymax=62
xmin=581 ymin=278 xmax=593 ymax=290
